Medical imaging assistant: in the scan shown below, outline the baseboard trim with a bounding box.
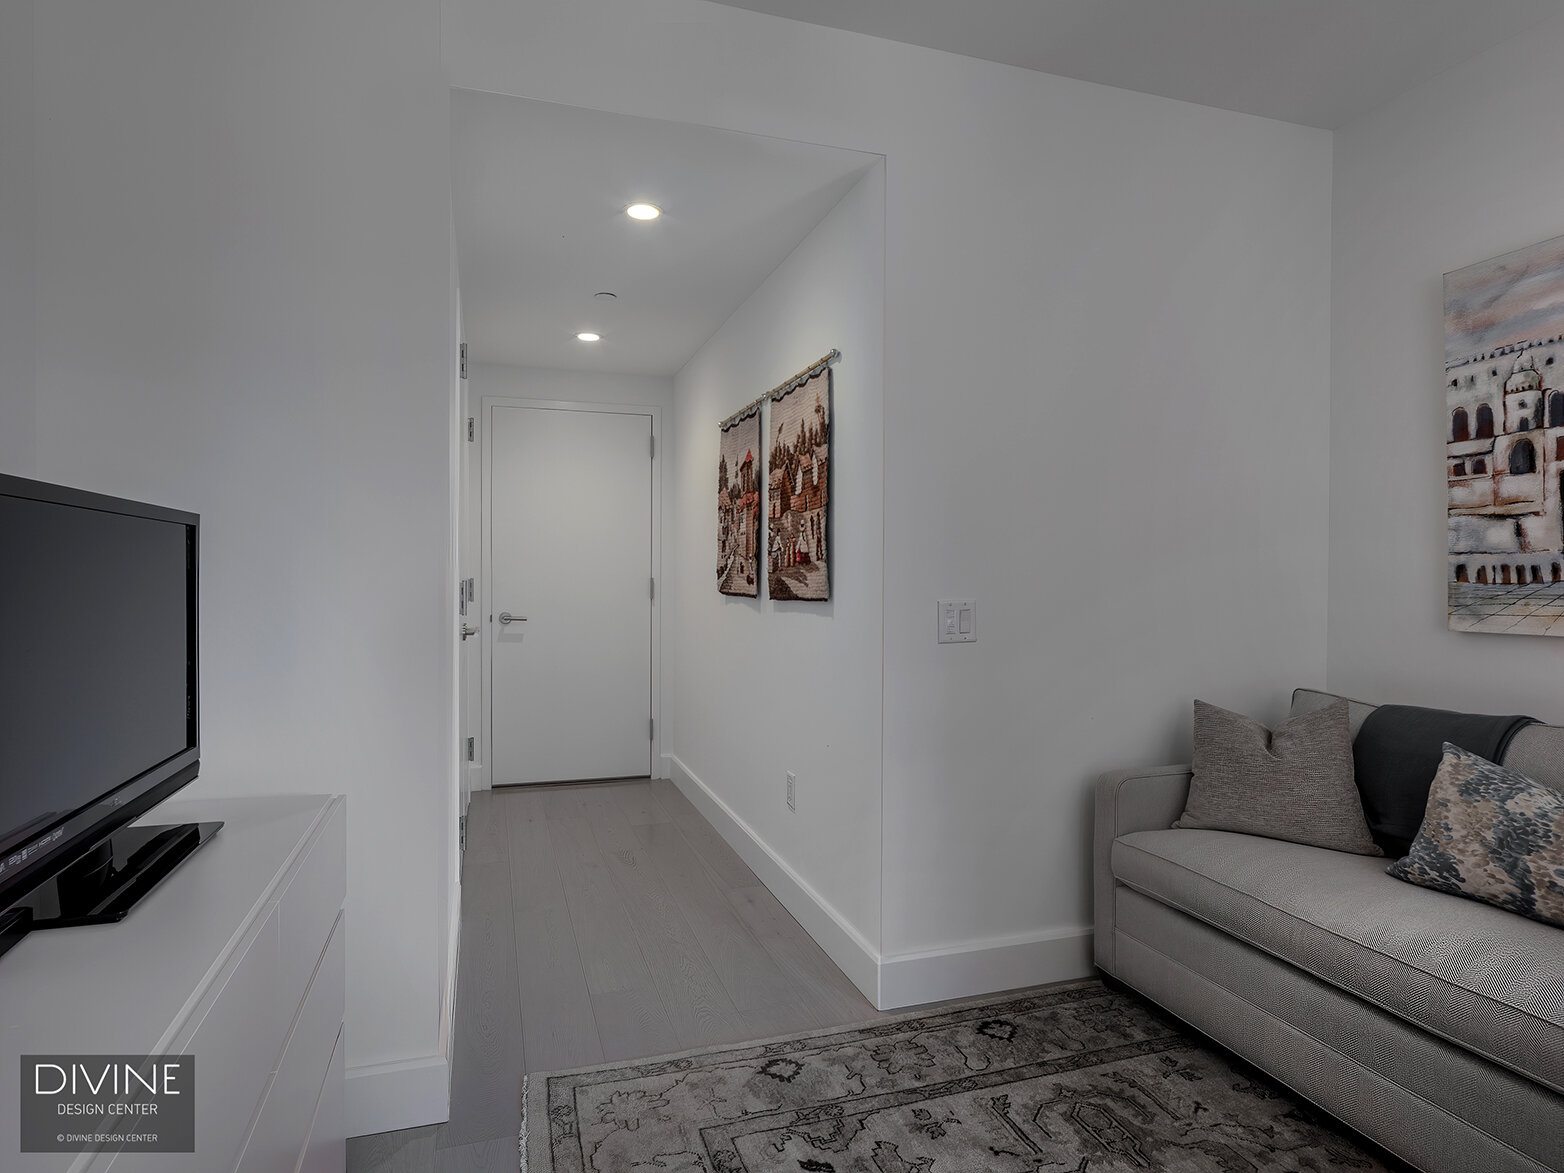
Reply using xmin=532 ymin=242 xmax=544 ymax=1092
xmin=877 ymin=926 xmax=1094 ymax=1009
xmin=666 ymin=755 xmax=880 ymax=1003
xmin=665 ymin=754 xmax=1092 ymax=1011
xmin=345 ymin=1055 xmax=450 ymax=1137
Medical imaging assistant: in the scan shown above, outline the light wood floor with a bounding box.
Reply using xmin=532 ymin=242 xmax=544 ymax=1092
xmin=346 ymin=777 xmax=885 ymax=1173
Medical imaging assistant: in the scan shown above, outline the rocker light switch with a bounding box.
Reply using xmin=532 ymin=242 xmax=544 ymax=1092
xmin=937 ymin=598 xmax=976 ymax=643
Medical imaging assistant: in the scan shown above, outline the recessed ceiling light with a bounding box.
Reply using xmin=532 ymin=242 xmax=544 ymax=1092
xmin=625 ymin=203 xmax=661 ymax=221
xmin=594 ymin=291 xmax=618 ymax=301
xmin=575 ymin=331 xmax=601 ymax=343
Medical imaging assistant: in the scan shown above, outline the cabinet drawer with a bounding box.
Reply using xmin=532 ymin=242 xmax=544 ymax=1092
xmin=297 ymin=1028 xmax=345 ymax=1173
xmin=104 ymin=904 xmax=283 ymax=1173
xmin=236 ymin=912 xmax=344 ymax=1173
xmin=275 ymin=801 xmax=346 ymax=1057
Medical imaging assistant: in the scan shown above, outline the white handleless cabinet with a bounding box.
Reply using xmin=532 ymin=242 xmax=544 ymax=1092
xmin=0 ymin=795 xmax=347 ymax=1173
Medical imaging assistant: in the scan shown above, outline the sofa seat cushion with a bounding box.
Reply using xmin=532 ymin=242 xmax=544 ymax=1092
xmin=1113 ymin=828 xmax=1564 ymax=1094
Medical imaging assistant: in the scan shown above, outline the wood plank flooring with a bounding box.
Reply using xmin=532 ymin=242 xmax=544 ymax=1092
xmin=347 ymin=777 xmax=879 ymax=1173
xmin=349 ymin=778 xmax=1412 ymax=1173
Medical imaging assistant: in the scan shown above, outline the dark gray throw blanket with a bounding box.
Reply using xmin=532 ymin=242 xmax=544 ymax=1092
xmin=1354 ymin=704 xmax=1535 ymax=855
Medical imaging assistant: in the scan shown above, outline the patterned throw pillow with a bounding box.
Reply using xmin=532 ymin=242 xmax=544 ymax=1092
xmin=1388 ymin=743 xmax=1564 ymax=929
xmin=1174 ymin=699 xmax=1382 ymax=855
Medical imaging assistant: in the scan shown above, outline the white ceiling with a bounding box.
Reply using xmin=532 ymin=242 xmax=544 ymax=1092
xmin=704 ymin=0 xmax=1559 ymax=129
xmin=452 ymin=90 xmax=877 ymax=375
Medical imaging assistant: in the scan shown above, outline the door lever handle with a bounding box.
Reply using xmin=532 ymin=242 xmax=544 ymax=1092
xmin=498 ymin=612 xmax=527 ymax=624
xmin=461 ymin=624 xmax=478 ymax=640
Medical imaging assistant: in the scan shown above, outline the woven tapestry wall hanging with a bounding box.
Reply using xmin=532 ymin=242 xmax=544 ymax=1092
xmin=767 ymin=366 xmax=831 ymax=601
xmin=1445 ymin=232 xmax=1564 ymax=635
xmin=717 ymin=408 xmax=762 ymax=597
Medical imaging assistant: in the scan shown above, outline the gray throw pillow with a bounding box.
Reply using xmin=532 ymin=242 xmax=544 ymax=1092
xmin=1174 ymin=699 xmax=1383 ymax=855
xmin=1388 ymin=743 xmax=1564 ymax=929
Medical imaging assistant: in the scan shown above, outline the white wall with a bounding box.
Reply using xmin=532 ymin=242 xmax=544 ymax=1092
xmin=447 ymin=0 xmax=1335 ymax=1004
xmin=28 ymin=0 xmax=456 ymax=1133
xmin=466 ymin=364 xmax=677 ymax=786
xmin=672 ymin=166 xmax=885 ymax=971
xmin=1328 ymin=9 xmax=1564 ymax=723
xmin=0 ymin=0 xmax=35 ymax=478
xmin=870 ymin=63 xmax=1331 ymax=1004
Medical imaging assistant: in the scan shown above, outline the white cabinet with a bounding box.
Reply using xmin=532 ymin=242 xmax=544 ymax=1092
xmin=0 ymin=795 xmax=346 ymax=1173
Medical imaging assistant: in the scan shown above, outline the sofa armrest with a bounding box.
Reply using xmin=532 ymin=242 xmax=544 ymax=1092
xmin=1093 ymin=765 xmax=1192 ymax=975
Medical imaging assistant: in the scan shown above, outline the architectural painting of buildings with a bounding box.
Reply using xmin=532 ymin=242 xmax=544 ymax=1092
xmin=1446 ymin=233 xmax=1564 ymax=636
xmin=767 ymin=370 xmax=831 ymax=601
xmin=718 ymin=414 xmax=761 ymax=597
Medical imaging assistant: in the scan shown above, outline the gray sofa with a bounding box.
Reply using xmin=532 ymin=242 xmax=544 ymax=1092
xmin=1093 ymin=688 xmax=1564 ymax=1173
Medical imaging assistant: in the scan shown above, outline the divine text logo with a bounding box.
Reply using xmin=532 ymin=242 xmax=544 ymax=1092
xmin=20 ymin=1055 xmax=195 ymax=1152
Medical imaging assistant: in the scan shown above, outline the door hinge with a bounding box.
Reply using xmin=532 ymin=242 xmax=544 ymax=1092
xmin=465 ymin=736 xmax=475 ymax=762
xmin=649 ymin=433 xmax=655 ymax=459
xmin=466 ymin=416 xmax=474 ymax=443
xmin=649 ymin=576 xmax=655 ymax=600
xmin=459 ymin=342 xmax=468 ymax=380
xmin=458 ymin=814 xmax=467 ymax=852
xmin=649 ymin=717 xmax=655 ymax=741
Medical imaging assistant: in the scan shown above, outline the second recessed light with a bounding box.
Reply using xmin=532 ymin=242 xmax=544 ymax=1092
xmin=625 ymin=203 xmax=661 ymax=221
xmin=576 ymin=331 xmax=601 ymax=343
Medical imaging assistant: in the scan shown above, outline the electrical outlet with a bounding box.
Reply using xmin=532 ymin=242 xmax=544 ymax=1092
xmin=786 ymin=771 xmax=797 ymax=811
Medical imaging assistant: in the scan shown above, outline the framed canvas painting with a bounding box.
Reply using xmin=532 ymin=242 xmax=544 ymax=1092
xmin=1446 ymin=232 xmax=1564 ymax=635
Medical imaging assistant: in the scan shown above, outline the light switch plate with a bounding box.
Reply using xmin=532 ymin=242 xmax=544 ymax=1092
xmin=937 ymin=598 xmax=976 ymax=643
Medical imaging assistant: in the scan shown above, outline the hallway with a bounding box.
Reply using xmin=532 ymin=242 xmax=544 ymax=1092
xmin=347 ymin=778 xmax=878 ymax=1171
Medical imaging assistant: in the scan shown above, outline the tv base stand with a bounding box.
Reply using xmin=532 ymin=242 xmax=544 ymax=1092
xmin=18 ymin=821 xmax=223 ymax=932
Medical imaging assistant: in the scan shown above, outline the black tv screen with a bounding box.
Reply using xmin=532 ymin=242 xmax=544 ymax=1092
xmin=0 ymin=476 xmax=198 ymax=907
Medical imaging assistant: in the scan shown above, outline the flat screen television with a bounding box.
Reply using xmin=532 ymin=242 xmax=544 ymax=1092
xmin=0 ymin=474 xmax=216 ymax=960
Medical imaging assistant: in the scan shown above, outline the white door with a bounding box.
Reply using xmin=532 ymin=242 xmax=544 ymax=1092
xmin=488 ymin=404 xmax=652 ymax=783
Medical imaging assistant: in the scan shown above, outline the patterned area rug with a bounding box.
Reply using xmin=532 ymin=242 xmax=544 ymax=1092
xmin=520 ymin=979 xmax=1402 ymax=1172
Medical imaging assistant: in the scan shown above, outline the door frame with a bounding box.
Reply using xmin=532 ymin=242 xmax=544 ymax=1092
xmin=477 ymin=396 xmax=663 ymax=788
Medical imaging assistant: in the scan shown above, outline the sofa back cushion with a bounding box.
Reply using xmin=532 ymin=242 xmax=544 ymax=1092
xmin=1500 ymin=722 xmax=1564 ymax=790
xmin=1291 ymin=688 xmax=1376 ymax=740
xmin=1291 ymin=689 xmax=1564 ymax=790
xmin=1291 ymin=689 xmax=1564 ymax=854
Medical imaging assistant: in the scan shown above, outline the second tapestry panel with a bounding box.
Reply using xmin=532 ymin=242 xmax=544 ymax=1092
xmin=767 ymin=367 xmax=831 ymax=601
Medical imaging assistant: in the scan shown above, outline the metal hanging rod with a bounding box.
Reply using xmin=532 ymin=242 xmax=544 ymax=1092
xmin=720 ymin=349 xmax=840 ymax=431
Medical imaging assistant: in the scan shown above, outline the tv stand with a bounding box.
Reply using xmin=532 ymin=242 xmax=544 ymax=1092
xmin=1 ymin=795 xmax=345 ymax=1172
xmin=19 ymin=821 xmax=223 ymax=930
